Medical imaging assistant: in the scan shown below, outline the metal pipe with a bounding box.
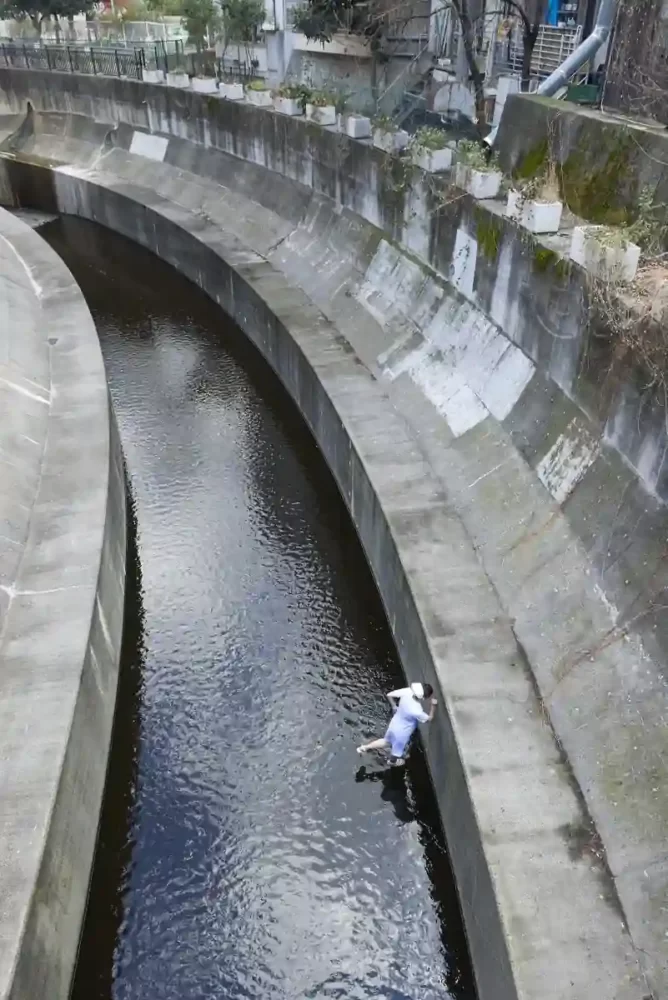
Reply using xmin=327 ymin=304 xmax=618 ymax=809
xmin=536 ymin=0 xmax=616 ymax=95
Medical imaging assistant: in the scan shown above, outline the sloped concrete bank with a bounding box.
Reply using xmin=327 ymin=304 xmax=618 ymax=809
xmin=0 ymin=205 xmax=126 ymax=1000
xmin=0 ymin=71 xmax=665 ymax=998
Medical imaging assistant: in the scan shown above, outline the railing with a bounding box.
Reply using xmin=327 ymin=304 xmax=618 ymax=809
xmin=0 ymin=41 xmax=144 ymax=78
xmin=0 ymin=41 xmax=263 ymax=82
xmin=495 ymin=24 xmax=587 ymax=83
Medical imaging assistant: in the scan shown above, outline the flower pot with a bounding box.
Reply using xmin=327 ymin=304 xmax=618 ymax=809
xmin=569 ymin=225 xmax=640 ymax=282
xmin=273 ymin=95 xmax=303 ymax=116
xmin=220 ymin=81 xmax=244 ymax=100
xmin=373 ymin=127 xmax=409 ymax=153
xmin=414 ymin=146 xmax=453 ymax=172
xmin=166 ymin=71 xmax=189 ymax=88
xmin=142 ymin=68 xmax=165 ymax=84
xmin=246 ymin=87 xmax=273 ymax=107
xmin=345 ymin=114 xmax=371 ymax=139
xmin=456 ymin=163 xmax=501 ymax=199
xmin=520 ymin=199 xmax=563 ymax=234
xmin=305 ymin=103 xmax=337 ymax=126
xmin=192 ymin=76 xmax=218 ymax=94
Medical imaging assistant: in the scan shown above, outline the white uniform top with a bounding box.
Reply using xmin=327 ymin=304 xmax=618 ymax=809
xmin=385 ymin=688 xmax=429 ymax=756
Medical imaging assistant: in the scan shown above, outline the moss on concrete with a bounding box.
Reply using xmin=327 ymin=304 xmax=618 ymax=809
xmin=530 ymin=244 xmax=571 ymax=282
xmin=475 ymin=207 xmax=502 ymax=262
xmin=515 ymin=138 xmax=548 ymax=180
xmin=560 ymin=127 xmax=637 ymax=225
xmin=532 ymin=246 xmax=557 ymax=272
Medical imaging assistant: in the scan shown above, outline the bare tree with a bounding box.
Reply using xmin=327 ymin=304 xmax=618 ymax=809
xmin=501 ymin=0 xmax=549 ymax=90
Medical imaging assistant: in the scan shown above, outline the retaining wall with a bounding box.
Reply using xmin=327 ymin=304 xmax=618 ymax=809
xmin=0 ymin=205 xmax=126 ymax=1000
xmin=0 ymin=68 xmax=666 ymax=999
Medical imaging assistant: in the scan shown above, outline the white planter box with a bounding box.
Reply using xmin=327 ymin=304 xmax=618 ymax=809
xmin=345 ymin=114 xmax=371 ymax=138
xmin=273 ymin=96 xmax=303 ymax=116
xmin=520 ymin=199 xmax=563 ymax=234
xmin=455 ymin=163 xmax=502 ymax=200
xmin=569 ymin=225 xmax=641 ymax=282
xmin=192 ymin=76 xmax=218 ymax=94
xmin=246 ymin=87 xmax=273 ymax=107
xmin=507 ymin=191 xmax=563 ymax=233
xmin=220 ymin=82 xmax=244 ymax=100
xmin=373 ymin=128 xmax=409 ymax=153
xmin=414 ymin=146 xmax=453 ymax=172
xmin=166 ymin=71 xmax=189 ymax=88
xmin=306 ymin=103 xmax=337 ymax=126
xmin=143 ymin=68 xmax=165 ymax=84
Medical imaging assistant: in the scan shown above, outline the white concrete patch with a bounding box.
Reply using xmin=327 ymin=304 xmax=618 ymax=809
xmin=400 ymin=349 xmax=489 ymax=436
xmin=450 ymin=228 xmax=476 ymax=298
xmin=356 ymin=240 xmax=442 ymax=333
xmin=536 ymin=420 xmax=601 ymax=504
xmin=361 ymin=240 xmax=534 ymax=437
xmin=129 ymin=131 xmax=169 ymax=162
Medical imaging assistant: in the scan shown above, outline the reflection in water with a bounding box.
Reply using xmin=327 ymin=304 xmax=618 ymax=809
xmin=43 ymin=217 xmax=475 ymax=1000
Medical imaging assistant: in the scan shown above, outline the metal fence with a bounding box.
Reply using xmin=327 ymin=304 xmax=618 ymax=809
xmin=494 ymin=24 xmax=587 ymax=84
xmin=0 ymin=40 xmax=262 ymax=82
xmin=0 ymin=41 xmax=145 ymax=79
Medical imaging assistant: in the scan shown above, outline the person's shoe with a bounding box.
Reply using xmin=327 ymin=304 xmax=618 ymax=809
xmin=390 ymin=756 xmax=405 ymax=767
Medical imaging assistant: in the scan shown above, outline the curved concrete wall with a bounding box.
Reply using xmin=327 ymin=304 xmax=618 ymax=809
xmin=0 ymin=71 xmax=664 ymax=999
xmin=0 ymin=206 xmax=126 ymax=1000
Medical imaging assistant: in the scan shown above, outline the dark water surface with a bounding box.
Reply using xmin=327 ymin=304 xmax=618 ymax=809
xmin=42 ymin=217 xmax=475 ymax=1000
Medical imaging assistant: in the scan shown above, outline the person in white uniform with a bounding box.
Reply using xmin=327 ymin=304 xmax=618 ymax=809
xmin=357 ymin=682 xmax=437 ymax=765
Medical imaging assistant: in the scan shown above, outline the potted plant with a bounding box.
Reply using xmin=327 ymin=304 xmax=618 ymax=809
xmin=454 ymin=140 xmax=502 ymax=200
xmin=166 ymin=66 xmax=190 ymax=88
xmin=569 ymin=225 xmax=641 ymax=282
xmin=192 ymin=72 xmax=218 ymax=94
xmin=273 ymin=83 xmax=309 ymax=116
xmin=245 ymin=78 xmax=273 ymax=106
xmin=305 ymin=91 xmax=337 ymax=126
xmin=372 ymin=115 xmax=409 ymax=153
xmin=219 ymin=76 xmax=245 ymax=100
xmin=506 ymin=164 xmax=563 ymax=234
xmin=410 ymin=126 xmax=453 ymax=173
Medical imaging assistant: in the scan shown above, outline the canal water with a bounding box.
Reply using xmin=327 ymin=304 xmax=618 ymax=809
xmin=41 ymin=217 xmax=475 ymax=1000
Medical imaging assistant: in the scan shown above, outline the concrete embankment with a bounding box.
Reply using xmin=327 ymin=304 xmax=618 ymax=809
xmin=0 ymin=70 xmax=665 ymax=999
xmin=0 ymin=204 xmax=126 ymax=1000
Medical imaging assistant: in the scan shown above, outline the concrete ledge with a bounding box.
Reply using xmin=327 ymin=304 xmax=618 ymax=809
xmin=496 ymin=94 xmax=668 ymax=226
xmin=6 ymin=155 xmax=646 ymax=1000
xmin=0 ymin=206 xmax=126 ymax=1000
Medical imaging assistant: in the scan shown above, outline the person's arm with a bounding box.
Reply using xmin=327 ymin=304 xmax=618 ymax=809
xmin=419 ymin=698 xmax=438 ymax=724
xmin=386 ymin=687 xmax=410 ymax=709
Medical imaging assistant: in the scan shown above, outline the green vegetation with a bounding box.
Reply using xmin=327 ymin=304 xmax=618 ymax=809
xmin=532 ymin=246 xmax=557 ymax=272
xmin=372 ymin=114 xmax=399 ymax=133
xmin=515 ymin=138 xmax=548 ymax=180
xmin=458 ymin=139 xmax=499 ymax=172
xmin=475 ymin=208 xmax=502 ymax=262
xmin=561 ymin=128 xmax=635 ymax=225
xmin=4 ymin=0 xmax=96 ymax=34
xmin=275 ymin=83 xmax=312 ymax=109
xmin=247 ymin=78 xmax=269 ymax=90
xmin=221 ymin=0 xmax=264 ymax=50
xmin=182 ymin=0 xmax=220 ymax=50
xmin=412 ymin=127 xmax=449 ymax=152
xmin=308 ymin=90 xmax=336 ymax=107
xmin=625 ymin=186 xmax=668 ymax=257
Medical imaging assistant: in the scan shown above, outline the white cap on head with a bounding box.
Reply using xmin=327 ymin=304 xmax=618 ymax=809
xmin=410 ymin=682 xmax=424 ymax=699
